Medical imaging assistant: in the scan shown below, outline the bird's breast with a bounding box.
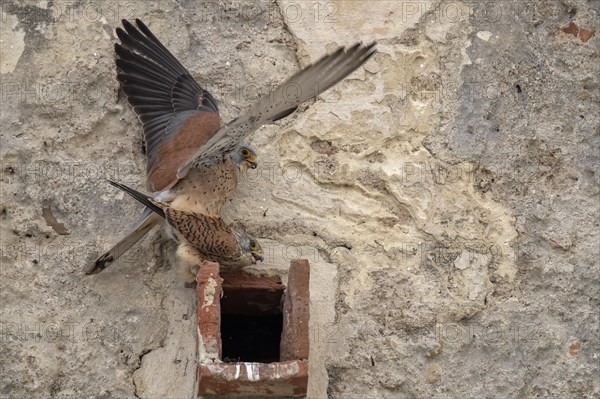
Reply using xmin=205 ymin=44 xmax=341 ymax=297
xmin=170 ymin=160 xmax=238 ymax=215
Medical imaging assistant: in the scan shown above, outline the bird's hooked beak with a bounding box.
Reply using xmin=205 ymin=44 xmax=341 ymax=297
xmin=246 ymin=156 xmax=258 ymax=170
xmin=252 ymin=252 xmax=264 ymax=262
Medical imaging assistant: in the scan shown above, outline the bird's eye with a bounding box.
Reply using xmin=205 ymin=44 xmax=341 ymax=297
xmin=249 ymin=240 xmax=257 ymax=249
xmin=241 ymin=149 xmax=250 ymax=157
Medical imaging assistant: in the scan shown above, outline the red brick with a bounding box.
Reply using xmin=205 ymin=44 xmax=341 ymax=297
xmin=280 ymin=259 xmax=310 ymax=361
xmin=196 ymin=262 xmax=222 ymax=361
xmin=198 ymin=360 xmax=308 ymax=397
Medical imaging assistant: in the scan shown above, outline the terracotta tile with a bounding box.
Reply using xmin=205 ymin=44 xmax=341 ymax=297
xmin=197 ymin=262 xmax=222 ymax=361
xmin=199 ymin=360 xmax=308 ymax=397
xmin=280 ymin=259 xmax=310 ymax=361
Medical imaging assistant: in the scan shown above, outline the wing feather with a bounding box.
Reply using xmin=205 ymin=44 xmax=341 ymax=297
xmin=177 ymin=42 xmax=377 ymax=179
xmin=115 ymin=19 xmax=221 ymax=191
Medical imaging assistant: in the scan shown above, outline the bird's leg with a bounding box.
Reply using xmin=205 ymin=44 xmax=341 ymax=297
xmin=176 ymin=243 xmax=204 ymax=287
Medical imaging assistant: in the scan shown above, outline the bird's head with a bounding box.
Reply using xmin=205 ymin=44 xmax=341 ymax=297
xmin=233 ymin=230 xmax=264 ymax=263
xmin=233 ymin=144 xmax=258 ymax=170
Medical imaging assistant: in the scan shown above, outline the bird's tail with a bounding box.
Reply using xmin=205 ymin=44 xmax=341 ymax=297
xmin=85 ymin=207 xmax=161 ymax=274
xmin=85 ymin=180 xmax=167 ymax=275
xmin=107 ymin=180 xmax=166 ymax=218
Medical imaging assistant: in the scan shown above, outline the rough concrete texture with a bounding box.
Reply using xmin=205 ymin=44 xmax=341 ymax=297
xmin=0 ymin=0 xmax=598 ymax=398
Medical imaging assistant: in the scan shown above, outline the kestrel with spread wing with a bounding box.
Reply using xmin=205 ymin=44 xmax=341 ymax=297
xmin=86 ymin=19 xmax=257 ymax=274
xmin=106 ymin=180 xmax=264 ymax=276
xmin=86 ymin=18 xmax=376 ymax=274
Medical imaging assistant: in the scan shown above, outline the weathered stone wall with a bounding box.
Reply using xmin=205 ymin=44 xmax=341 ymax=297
xmin=1 ymin=1 xmax=598 ymax=398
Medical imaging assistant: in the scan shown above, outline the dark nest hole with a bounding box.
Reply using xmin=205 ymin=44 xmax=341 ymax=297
xmin=220 ymin=279 xmax=285 ymax=363
xmin=221 ymin=313 xmax=283 ymax=363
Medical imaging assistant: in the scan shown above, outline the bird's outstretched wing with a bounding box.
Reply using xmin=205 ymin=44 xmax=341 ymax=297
xmin=115 ymin=18 xmax=221 ymax=192
xmin=177 ymin=42 xmax=377 ymax=179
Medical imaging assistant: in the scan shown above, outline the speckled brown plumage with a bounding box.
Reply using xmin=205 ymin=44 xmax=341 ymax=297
xmin=163 ymin=206 xmax=241 ymax=264
xmin=169 ymin=158 xmax=239 ymax=215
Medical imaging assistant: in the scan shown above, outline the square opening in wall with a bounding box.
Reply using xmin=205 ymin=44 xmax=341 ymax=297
xmin=219 ymin=272 xmax=286 ymax=363
xmin=197 ymin=261 xmax=310 ymax=397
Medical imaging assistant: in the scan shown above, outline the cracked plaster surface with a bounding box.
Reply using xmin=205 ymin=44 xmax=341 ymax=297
xmin=1 ymin=1 xmax=598 ymax=398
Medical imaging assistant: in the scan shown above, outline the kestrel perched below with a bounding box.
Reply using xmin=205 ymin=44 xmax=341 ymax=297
xmin=86 ymin=18 xmax=376 ymax=274
xmin=106 ymin=180 xmax=264 ymax=277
